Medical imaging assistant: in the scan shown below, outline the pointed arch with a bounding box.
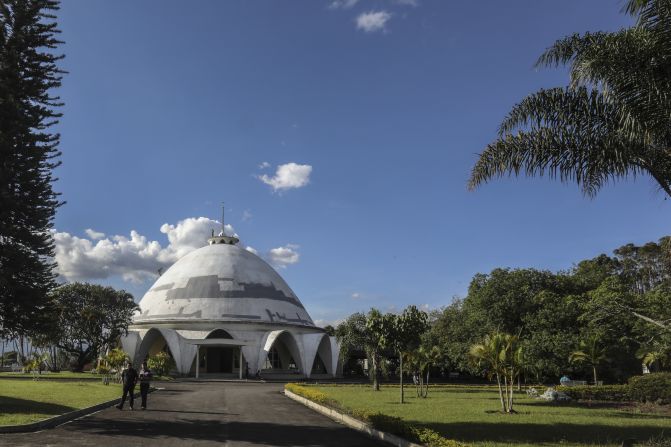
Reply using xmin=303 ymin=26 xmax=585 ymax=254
xmin=258 ymin=330 xmax=304 ymax=375
xmin=301 ymin=333 xmax=338 ymax=378
xmin=134 ymin=328 xmax=183 ymax=373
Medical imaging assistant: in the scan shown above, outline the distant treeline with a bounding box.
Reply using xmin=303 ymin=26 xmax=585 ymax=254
xmin=424 ymin=237 xmax=671 ymax=383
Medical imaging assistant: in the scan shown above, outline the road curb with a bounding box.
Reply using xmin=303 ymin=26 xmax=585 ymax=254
xmin=0 ymin=388 xmax=160 ymax=434
xmin=283 ymin=389 xmax=423 ymax=447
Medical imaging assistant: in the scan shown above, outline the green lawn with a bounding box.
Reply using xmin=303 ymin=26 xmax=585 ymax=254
xmin=0 ymin=371 xmax=99 ymax=380
xmin=310 ymin=384 xmax=671 ymax=447
xmin=0 ymin=379 xmax=121 ymax=425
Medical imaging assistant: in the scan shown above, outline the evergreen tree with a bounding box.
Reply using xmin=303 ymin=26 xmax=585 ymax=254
xmin=0 ymin=0 xmax=64 ymax=337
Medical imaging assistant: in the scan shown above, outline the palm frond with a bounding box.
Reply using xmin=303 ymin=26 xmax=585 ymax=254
xmin=470 ymin=87 xmax=669 ymax=196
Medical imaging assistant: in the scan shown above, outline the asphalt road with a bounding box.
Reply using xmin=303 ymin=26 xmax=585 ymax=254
xmin=0 ymin=381 xmax=383 ymax=447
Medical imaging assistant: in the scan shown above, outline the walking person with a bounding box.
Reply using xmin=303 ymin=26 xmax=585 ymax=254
xmin=116 ymin=361 xmax=138 ymax=410
xmin=139 ymin=360 xmax=153 ymax=410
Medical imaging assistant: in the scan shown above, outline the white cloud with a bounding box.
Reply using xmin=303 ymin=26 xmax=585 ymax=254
xmin=258 ymin=161 xmax=271 ymax=169
xmin=54 ymin=217 xmax=234 ymax=284
xmin=394 ymin=0 xmax=418 ymax=6
xmin=242 ymin=209 xmax=253 ymax=222
xmin=85 ymin=228 xmax=106 ymax=240
xmin=329 ymin=0 xmax=359 ymax=9
xmin=54 ymin=217 xmax=300 ymax=284
xmin=356 ymin=10 xmax=392 ymax=33
xmin=268 ymin=244 xmax=300 ymax=268
xmin=351 ymin=292 xmax=361 ymax=299
xmin=258 ymin=162 xmax=312 ymax=192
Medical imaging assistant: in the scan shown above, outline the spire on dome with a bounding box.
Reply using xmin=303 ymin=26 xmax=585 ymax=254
xmin=208 ymin=202 xmax=239 ymax=245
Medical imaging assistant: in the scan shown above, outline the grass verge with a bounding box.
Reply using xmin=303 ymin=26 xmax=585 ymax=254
xmin=291 ymin=383 xmax=671 ymax=447
xmin=0 ymin=379 xmax=121 ymax=425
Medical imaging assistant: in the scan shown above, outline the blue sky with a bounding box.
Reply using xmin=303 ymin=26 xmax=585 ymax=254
xmin=51 ymin=0 xmax=671 ymax=326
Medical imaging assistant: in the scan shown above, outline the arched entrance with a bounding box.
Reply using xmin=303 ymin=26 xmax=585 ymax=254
xmin=260 ymin=331 xmax=303 ymax=376
xmin=135 ymin=328 xmax=178 ymax=369
xmin=200 ymin=329 xmax=242 ymax=375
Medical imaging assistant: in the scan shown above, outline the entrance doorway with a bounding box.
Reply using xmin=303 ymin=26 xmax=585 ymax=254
xmin=205 ymin=347 xmax=239 ymax=373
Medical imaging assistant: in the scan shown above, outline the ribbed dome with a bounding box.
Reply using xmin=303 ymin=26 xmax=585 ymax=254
xmin=135 ymin=243 xmax=314 ymax=326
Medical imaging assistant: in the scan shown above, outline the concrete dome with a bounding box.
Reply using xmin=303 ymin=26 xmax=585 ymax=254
xmin=135 ymin=243 xmax=314 ymax=327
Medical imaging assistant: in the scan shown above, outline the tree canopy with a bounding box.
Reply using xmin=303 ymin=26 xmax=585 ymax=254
xmin=427 ymin=236 xmax=671 ymax=383
xmin=0 ymin=0 xmax=64 ymax=337
xmin=44 ymin=283 xmax=138 ymax=371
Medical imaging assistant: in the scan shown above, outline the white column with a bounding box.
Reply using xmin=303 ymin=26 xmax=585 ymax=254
xmin=195 ymin=345 xmax=200 ymax=379
xmin=239 ymin=347 xmax=243 ymax=380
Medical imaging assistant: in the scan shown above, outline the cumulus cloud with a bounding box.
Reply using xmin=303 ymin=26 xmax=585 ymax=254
xmin=54 ymin=217 xmax=300 ymax=284
xmin=356 ymin=10 xmax=392 ymax=33
xmin=85 ymin=228 xmax=105 ymax=240
xmin=329 ymin=0 xmax=359 ymax=9
xmin=55 ymin=217 xmax=236 ymax=284
xmin=258 ymin=161 xmax=271 ymax=169
xmin=268 ymin=244 xmax=300 ymax=268
xmin=258 ymin=162 xmax=312 ymax=192
xmin=242 ymin=209 xmax=253 ymax=222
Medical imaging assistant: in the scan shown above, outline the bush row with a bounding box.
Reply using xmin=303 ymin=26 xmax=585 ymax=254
xmin=556 ymin=385 xmax=630 ymax=402
xmin=556 ymin=373 xmax=671 ymax=404
xmin=285 ymin=383 xmax=469 ymax=447
xmin=629 ymin=373 xmax=671 ymax=404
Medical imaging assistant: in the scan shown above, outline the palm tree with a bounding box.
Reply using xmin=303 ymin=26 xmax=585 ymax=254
xmin=469 ymin=332 xmax=522 ymax=413
xmin=469 ymin=0 xmax=671 ymax=198
xmin=569 ymin=334 xmax=608 ymax=385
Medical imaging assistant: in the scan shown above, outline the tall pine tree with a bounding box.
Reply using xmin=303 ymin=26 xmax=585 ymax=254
xmin=0 ymin=0 xmax=63 ymax=337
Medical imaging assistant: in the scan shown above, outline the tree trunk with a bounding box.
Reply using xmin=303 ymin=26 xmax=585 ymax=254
xmin=508 ymin=370 xmax=514 ymax=412
xmin=399 ymin=352 xmax=404 ymax=404
xmin=593 ymin=366 xmax=598 ymax=386
xmin=372 ymin=356 xmax=380 ymax=391
xmin=503 ymin=374 xmax=509 ymax=413
xmin=496 ymin=374 xmax=506 ymax=413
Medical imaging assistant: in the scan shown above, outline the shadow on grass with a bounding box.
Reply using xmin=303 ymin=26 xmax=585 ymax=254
xmin=0 ymin=396 xmax=76 ymax=416
xmin=421 ymin=421 xmax=668 ymax=445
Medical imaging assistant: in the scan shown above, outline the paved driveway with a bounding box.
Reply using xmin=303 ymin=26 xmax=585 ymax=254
xmin=0 ymin=382 xmax=382 ymax=447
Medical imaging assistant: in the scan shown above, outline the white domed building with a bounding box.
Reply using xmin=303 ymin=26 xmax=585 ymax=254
xmin=120 ymin=231 xmax=339 ymax=379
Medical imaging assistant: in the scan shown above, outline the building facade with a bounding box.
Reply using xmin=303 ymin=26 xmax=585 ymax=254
xmin=120 ymin=232 xmax=339 ymax=379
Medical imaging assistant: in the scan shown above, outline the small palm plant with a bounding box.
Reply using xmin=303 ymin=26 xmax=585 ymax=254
xmin=470 ymin=332 xmax=523 ymax=413
xmin=569 ymin=334 xmax=608 ymax=385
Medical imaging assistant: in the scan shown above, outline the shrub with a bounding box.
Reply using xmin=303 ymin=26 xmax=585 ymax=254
xmin=285 ymin=383 xmax=335 ymax=407
xmin=147 ymin=351 xmax=174 ymax=376
xmin=629 ymin=373 xmax=671 ymax=404
xmin=556 ymin=385 xmax=630 ymax=402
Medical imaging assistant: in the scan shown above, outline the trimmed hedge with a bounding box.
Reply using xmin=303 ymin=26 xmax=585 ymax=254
xmin=629 ymin=373 xmax=671 ymax=404
xmin=285 ymin=383 xmax=469 ymax=447
xmin=556 ymin=385 xmax=630 ymax=402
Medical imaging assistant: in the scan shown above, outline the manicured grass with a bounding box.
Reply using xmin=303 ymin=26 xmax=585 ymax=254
xmin=310 ymin=384 xmax=671 ymax=447
xmin=0 ymin=379 xmax=121 ymax=425
xmin=0 ymin=371 xmax=99 ymax=379
xmin=0 ymin=371 xmax=173 ymax=381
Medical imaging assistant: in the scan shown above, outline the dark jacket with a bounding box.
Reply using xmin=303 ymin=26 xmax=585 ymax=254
xmin=121 ymin=367 xmax=138 ymax=387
